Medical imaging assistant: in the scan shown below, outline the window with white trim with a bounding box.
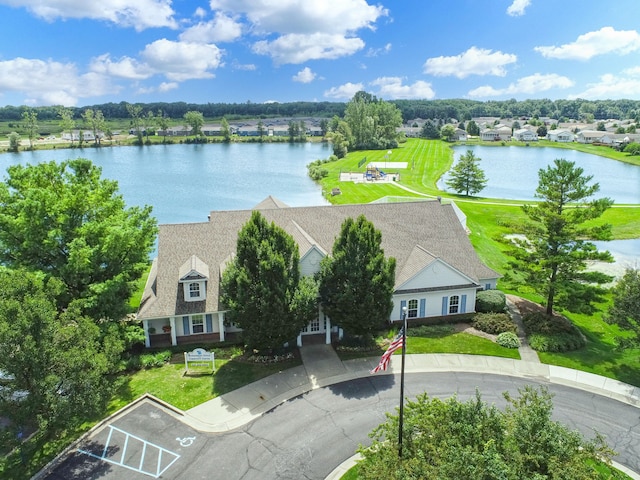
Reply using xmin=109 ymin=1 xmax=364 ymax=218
xmin=189 ymin=282 xmax=201 ymax=298
xmin=191 ymin=314 xmax=204 ymax=334
xmin=309 ymin=317 xmax=321 ymax=332
xmin=407 ymin=299 xmax=418 ymax=318
xmin=449 ymin=295 xmax=460 ymax=314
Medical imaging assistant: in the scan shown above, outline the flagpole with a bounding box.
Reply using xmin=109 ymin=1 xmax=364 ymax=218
xmin=398 ymin=306 xmax=407 ymax=458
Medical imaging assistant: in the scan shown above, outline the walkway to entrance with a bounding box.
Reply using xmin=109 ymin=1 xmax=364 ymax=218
xmin=299 ymin=344 xmax=346 ymax=388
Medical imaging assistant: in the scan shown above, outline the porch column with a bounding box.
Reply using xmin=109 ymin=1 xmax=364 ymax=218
xmin=169 ymin=317 xmax=177 ymax=346
xmin=218 ymin=312 xmax=226 ymax=342
xmin=143 ymin=319 xmax=150 ymax=348
xmin=324 ymin=315 xmax=331 ymax=344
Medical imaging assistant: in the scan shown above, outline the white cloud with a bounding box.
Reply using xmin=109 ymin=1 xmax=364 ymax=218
xmin=293 ymin=67 xmax=316 ymax=83
xmin=370 ymin=77 xmax=435 ymax=99
xmin=366 ymin=43 xmax=392 ymax=57
xmin=89 ymin=54 xmax=152 ymax=80
xmin=194 ymin=7 xmax=207 ymax=18
xmin=231 ymin=61 xmax=256 ymax=71
xmin=141 ymin=39 xmax=224 ymax=81
xmin=568 ymin=73 xmax=640 ymax=100
xmin=506 ymin=0 xmax=531 ymax=17
xmin=535 ymin=27 xmax=640 ymax=60
xmin=424 ymin=47 xmax=517 ymax=78
xmin=468 ymin=73 xmax=574 ymax=98
xmin=158 ymin=82 xmax=179 ymax=92
xmin=209 ymin=0 xmax=386 ymax=35
xmin=0 ymin=57 xmax=119 ymax=105
xmin=209 ymin=0 xmax=387 ymax=63
xmin=180 ymin=12 xmax=243 ymax=43
xmin=1 ymin=0 xmax=178 ymax=30
xmin=324 ymin=82 xmax=364 ymax=99
xmin=253 ymin=33 xmax=364 ymax=64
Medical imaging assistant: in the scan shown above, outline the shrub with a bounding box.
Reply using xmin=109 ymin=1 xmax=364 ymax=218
xmin=472 ymin=312 xmax=516 ymax=334
xmin=140 ymin=350 xmax=172 ymax=368
xmin=475 ymin=290 xmax=506 ymax=313
xmin=523 ymin=312 xmax=586 ymax=352
xmin=496 ymin=331 xmax=521 ymax=349
xmin=336 ymin=334 xmax=378 ymax=352
xmin=408 ymin=324 xmax=455 ymax=338
xmin=522 ymin=312 xmax=574 ymax=334
xmin=528 ymin=332 xmax=586 ymax=352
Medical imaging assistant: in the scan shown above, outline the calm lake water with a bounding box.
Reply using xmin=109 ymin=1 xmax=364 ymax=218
xmin=440 ymin=146 xmax=640 ymax=204
xmin=1 ymin=142 xmax=331 ymax=224
xmin=0 ymin=142 xmax=636 ymax=268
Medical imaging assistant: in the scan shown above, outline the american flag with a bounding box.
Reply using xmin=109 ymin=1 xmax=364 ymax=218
xmin=370 ymin=327 xmax=405 ymax=374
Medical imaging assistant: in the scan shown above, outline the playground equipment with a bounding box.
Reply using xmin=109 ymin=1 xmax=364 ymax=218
xmin=365 ymin=164 xmax=387 ymax=181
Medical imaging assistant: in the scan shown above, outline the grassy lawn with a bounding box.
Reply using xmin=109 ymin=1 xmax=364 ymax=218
xmin=110 ymin=352 xmax=302 ymax=411
xmin=318 ymin=137 xmax=640 ymax=389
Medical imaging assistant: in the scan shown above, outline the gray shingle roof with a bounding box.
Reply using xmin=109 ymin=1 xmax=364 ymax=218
xmin=137 ymin=198 xmax=500 ymax=320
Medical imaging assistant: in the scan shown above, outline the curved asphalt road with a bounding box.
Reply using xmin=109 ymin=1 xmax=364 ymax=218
xmin=45 ymin=371 xmax=639 ymax=480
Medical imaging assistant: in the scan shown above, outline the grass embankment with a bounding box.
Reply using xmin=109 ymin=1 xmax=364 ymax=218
xmin=317 ymin=138 xmax=640 ymax=385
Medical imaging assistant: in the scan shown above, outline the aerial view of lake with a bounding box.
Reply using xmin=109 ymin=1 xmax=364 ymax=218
xmin=0 ymin=142 xmax=331 ymax=224
xmin=440 ymin=146 xmax=640 ymax=204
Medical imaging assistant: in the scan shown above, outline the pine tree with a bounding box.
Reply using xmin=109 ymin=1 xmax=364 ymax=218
xmin=318 ymin=215 xmax=395 ymax=338
xmin=508 ymin=159 xmax=614 ymax=316
xmin=445 ymin=149 xmax=488 ymax=196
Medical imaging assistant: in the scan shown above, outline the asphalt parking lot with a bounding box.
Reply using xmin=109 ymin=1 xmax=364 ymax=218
xmin=41 ymin=398 xmax=208 ymax=480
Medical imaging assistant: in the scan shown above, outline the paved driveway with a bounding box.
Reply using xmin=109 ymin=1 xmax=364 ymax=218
xmin=40 ymin=372 xmax=640 ymax=479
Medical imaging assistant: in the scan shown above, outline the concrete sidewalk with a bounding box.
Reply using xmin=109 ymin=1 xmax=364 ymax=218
xmin=184 ymin=350 xmax=640 ymax=433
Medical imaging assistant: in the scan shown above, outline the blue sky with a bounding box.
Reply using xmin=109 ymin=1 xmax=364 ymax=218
xmin=0 ymin=0 xmax=639 ymax=107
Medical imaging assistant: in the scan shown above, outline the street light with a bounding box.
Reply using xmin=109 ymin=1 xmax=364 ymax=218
xmin=398 ymin=305 xmax=407 ymax=458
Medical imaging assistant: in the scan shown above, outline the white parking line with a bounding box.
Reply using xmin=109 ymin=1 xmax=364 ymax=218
xmin=78 ymin=425 xmax=180 ymax=478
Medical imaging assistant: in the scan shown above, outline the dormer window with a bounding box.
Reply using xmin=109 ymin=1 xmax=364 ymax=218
xmin=189 ymin=282 xmax=201 ymax=299
xmin=179 ymin=255 xmax=209 ymax=303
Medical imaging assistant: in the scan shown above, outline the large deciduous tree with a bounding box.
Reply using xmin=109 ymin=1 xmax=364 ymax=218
xmin=21 ymin=108 xmax=38 ymax=150
xmin=0 ymin=269 xmax=124 ymax=447
xmin=0 ymin=159 xmax=157 ymax=321
xmin=508 ymin=159 xmax=613 ymax=316
xmin=184 ymin=110 xmax=204 ymax=137
xmin=220 ymin=211 xmax=317 ymax=351
xmin=445 ymin=149 xmax=487 ymax=196
xmin=357 ymin=386 xmax=614 ymax=478
xmin=125 ymin=102 xmax=144 ymax=145
xmin=82 ymin=108 xmax=106 ymax=146
xmin=344 ymin=91 xmax=402 ymax=150
xmin=318 ymin=215 xmax=395 ymax=338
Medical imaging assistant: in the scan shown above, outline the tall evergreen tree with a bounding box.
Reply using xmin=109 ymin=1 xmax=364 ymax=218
xmin=220 ymin=211 xmax=317 ymax=350
xmin=605 ymin=267 xmax=640 ymax=341
xmin=508 ymin=159 xmax=613 ymax=316
xmin=318 ymin=215 xmax=395 ymax=338
xmin=445 ymin=149 xmax=488 ymax=196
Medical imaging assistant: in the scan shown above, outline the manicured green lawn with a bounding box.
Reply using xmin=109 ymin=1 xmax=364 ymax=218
xmin=110 ymin=352 xmax=302 ymax=411
xmin=318 ymin=137 xmax=640 ymax=389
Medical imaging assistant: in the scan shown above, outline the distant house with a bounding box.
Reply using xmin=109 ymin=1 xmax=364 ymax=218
xmin=137 ymin=198 xmax=500 ymax=349
xmin=513 ymin=128 xmax=538 ymax=142
xmin=547 ymin=129 xmax=575 ymax=142
xmin=61 ymin=130 xmax=100 ymax=142
xmin=480 ymin=126 xmax=511 ymax=141
xmin=454 ymin=128 xmax=468 ymax=141
xmin=576 ymin=130 xmax=613 ymax=144
xmin=159 ymin=126 xmax=192 ymax=137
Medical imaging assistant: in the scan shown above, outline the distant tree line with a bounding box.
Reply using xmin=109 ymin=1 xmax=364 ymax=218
xmin=2 ymin=98 xmax=640 ymax=124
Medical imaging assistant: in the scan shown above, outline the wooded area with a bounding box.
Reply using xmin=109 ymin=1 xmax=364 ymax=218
xmin=2 ymin=98 xmax=640 ymax=123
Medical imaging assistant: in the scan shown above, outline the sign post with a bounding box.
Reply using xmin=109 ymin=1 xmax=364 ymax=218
xmin=184 ymin=348 xmax=215 ymax=374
